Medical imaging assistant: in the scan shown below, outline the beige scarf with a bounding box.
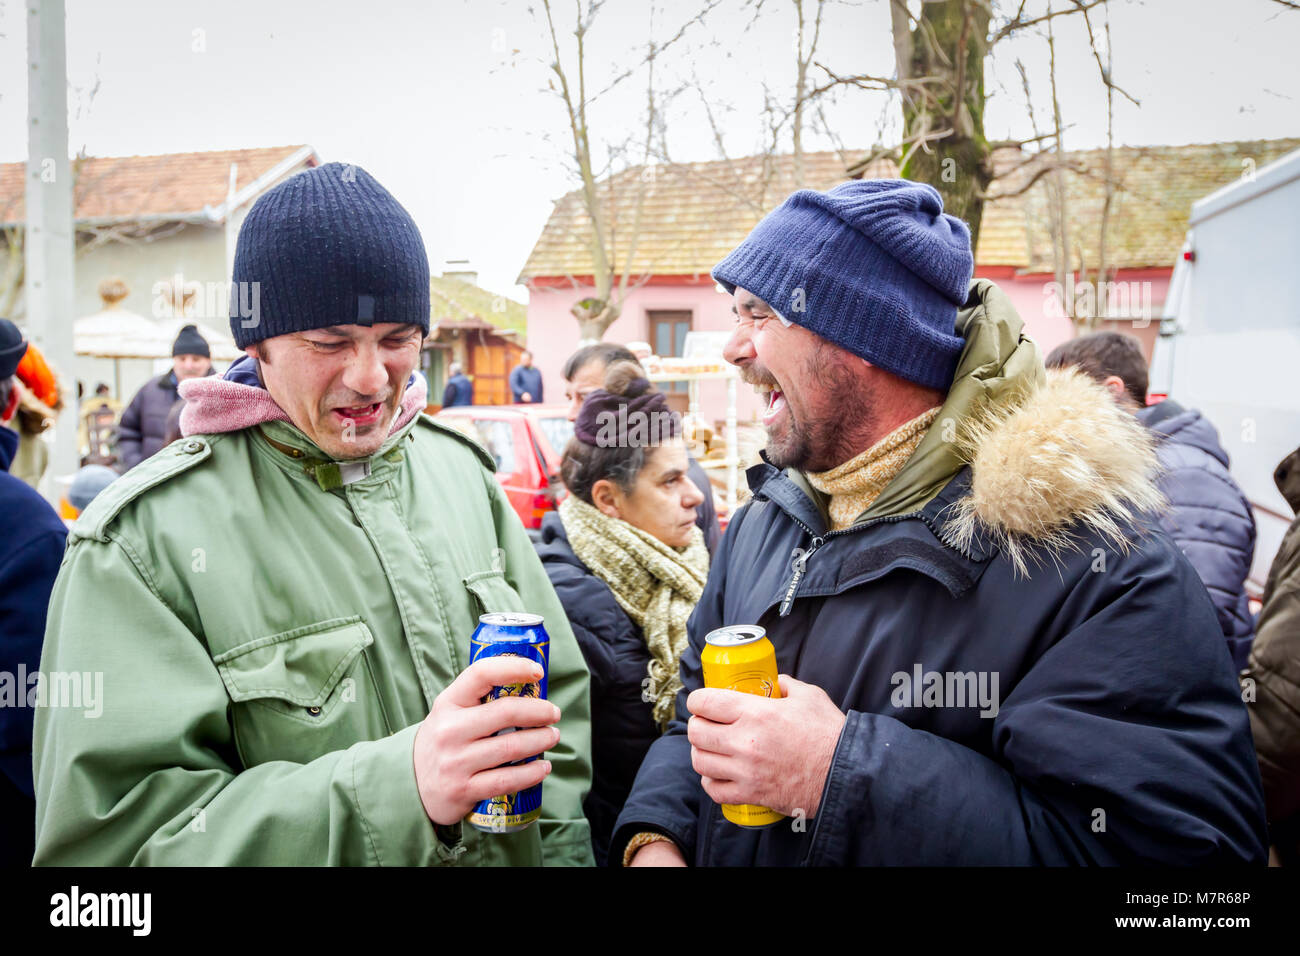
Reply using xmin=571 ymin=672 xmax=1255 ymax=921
xmin=805 ymin=406 xmax=942 ymax=531
xmin=559 ymin=495 xmax=710 ymax=730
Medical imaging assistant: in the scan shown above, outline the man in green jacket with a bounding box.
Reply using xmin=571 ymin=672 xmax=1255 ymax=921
xmin=33 ymin=163 xmax=594 ymax=866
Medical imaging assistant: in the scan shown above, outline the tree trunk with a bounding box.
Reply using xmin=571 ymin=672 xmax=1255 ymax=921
xmin=893 ymin=0 xmax=993 ymax=243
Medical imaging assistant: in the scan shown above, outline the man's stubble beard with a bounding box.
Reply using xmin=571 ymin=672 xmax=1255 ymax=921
xmin=765 ymin=344 xmax=878 ymax=473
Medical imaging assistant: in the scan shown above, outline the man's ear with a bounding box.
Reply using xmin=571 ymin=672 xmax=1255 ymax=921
xmin=590 ymin=478 xmax=623 ymax=520
xmin=1101 ymin=375 xmax=1130 ymax=402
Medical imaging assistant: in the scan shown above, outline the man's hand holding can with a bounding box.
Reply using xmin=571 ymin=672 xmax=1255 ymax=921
xmin=413 ymin=656 xmax=561 ymax=827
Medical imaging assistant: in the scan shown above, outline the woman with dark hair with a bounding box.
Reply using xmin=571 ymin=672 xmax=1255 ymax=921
xmin=535 ymin=361 xmax=708 ymax=864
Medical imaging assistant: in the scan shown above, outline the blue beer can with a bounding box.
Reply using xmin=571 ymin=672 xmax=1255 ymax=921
xmin=465 ymin=611 xmax=550 ymax=833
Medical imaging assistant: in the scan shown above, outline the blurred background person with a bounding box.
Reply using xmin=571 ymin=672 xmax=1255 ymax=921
xmin=78 ymin=382 xmax=122 ymax=468
xmin=535 ymin=360 xmax=708 ymax=865
xmin=509 ymin=349 xmax=543 ymax=403
xmin=3 ymin=335 xmax=63 ymax=491
xmin=114 ymin=324 xmax=214 ymax=471
xmin=441 ymin=361 xmax=473 ymax=407
xmin=1046 ymin=331 xmax=1256 ymax=669
xmin=0 ymin=319 xmax=68 ymax=866
xmin=1245 ymin=444 xmax=1300 ymax=867
xmin=59 ymin=464 xmax=120 ymax=526
xmin=562 ymin=342 xmax=721 ymax=554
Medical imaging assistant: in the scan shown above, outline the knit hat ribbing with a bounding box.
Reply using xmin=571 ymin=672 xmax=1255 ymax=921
xmin=712 ymin=179 xmax=973 ymax=390
xmin=172 ymin=324 xmax=210 ymax=358
xmin=229 ymin=163 xmax=430 ymax=348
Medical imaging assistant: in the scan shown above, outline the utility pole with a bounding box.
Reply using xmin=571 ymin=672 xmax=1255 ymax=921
xmin=25 ymin=0 xmax=78 ymax=503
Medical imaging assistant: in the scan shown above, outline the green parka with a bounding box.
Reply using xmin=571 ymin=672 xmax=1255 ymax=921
xmin=32 ymin=411 xmax=594 ymax=866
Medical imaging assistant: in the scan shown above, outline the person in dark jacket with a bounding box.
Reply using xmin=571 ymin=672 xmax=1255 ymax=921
xmin=562 ymin=342 xmax=722 ymax=555
xmin=509 ymin=350 xmax=543 ymax=404
xmin=1245 ymin=445 xmax=1300 ymax=866
xmin=1045 ymin=331 xmax=1256 ymax=669
xmin=615 ymin=180 xmax=1266 ymax=867
xmin=114 ymin=324 xmax=214 ymax=470
xmin=537 ymin=362 xmax=708 ymax=865
xmin=0 ymin=320 xmax=68 ymax=866
xmin=441 ymin=362 xmax=473 ymax=407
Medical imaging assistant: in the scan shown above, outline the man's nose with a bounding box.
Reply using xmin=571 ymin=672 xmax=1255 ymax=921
xmin=342 ymin=345 xmax=388 ymax=397
xmin=723 ymin=323 xmax=754 ymax=367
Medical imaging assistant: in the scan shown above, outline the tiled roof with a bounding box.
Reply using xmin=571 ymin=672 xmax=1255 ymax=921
xmin=429 ymin=275 xmax=526 ymax=335
xmin=0 ymin=145 xmax=317 ymax=225
xmin=520 ymin=138 xmax=1300 ymax=279
xmin=978 ymin=138 xmax=1300 ymax=271
xmin=518 ymin=149 xmax=894 ymax=282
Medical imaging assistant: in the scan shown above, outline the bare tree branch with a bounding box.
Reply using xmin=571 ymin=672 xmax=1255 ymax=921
xmin=989 ymin=0 xmax=1107 ymax=45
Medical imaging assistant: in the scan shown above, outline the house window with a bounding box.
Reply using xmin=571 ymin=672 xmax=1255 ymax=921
xmin=648 ymin=310 xmax=692 ymax=394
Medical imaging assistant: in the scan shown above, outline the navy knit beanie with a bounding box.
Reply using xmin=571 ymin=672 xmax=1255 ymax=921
xmin=712 ymin=179 xmax=973 ymax=390
xmin=229 ymin=163 xmax=431 ymax=348
xmin=172 ymin=324 xmax=210 ymax=358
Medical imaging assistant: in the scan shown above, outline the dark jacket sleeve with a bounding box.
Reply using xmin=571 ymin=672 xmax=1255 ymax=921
xmin=1247 ymin=518 xmax=1300 ymax=824
xmin=113 ymin=387 xmax=146 ymax=470
xmin=804 ymin=532 xmax=1267 ymax=866
xmin=686 ymin=458 xmax=721 ymax=556
xmin=508 ymin=367 xmax=525 ymax=402
xmin=0 ymin=526 xmax=67 ymax=799
xmin=609 ymin=503 xmax=742 ymax=863
xmin=1153 ymin=444 xmax=1257 ymax=660
xmin=441 ymin=382 xmax=456 ymax=408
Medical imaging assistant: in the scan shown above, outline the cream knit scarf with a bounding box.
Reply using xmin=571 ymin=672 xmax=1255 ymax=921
xmin=559 ymin=494 xmax=710 ymax=730
xmin=805 ymin=406 xmax=942 ymax=531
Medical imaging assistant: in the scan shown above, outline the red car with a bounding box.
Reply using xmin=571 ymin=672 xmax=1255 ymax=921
xmin=435 ymin=404 xmax=575 ymax=534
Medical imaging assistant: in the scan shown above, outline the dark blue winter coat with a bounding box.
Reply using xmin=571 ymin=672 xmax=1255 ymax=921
xmin=1137 ymin=400 xmax=1256 ymax=669
xmin=535 ymin=511 xmax=660 ymax=866
xmin=509 ymin=364 xmax=543 ymax=404
xmin=0 ymin=425 xmax=67 ymax=865
xmin=442 ymin=373 xmax=474 ymax=407
xmin=612 ymin=281 xmax=1267 ymax=866
xmin=116 ymin=366 xmax=217 ymax=470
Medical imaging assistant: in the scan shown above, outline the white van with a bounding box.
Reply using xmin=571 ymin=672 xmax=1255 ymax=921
xmin=1149 ymin=147 xmax=1300 ymax=592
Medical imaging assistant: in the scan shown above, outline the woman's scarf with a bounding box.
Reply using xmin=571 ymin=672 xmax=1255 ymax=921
xmin=559 ymin=494 xmax=709 ymax=731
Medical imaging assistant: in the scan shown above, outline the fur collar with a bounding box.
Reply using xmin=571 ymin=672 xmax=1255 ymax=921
xmin=944 ymin=366 xmax=1164 ymax=576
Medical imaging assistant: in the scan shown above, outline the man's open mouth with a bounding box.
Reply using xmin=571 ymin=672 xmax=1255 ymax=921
xmin=332 ymin=402 xmax=384 ymax=426
xmin=754 ymin=382 xmax=787 ymax=426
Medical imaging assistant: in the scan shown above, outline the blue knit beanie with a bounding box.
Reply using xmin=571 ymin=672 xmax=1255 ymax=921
xmin=229 ymin=163 xmax=430 ymax=348
xmin=712 ymin=179 xmax=973 ymax=390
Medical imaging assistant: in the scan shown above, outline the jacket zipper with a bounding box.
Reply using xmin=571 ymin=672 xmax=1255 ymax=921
xmin=776 ymin=510 xmax=932 ymax=617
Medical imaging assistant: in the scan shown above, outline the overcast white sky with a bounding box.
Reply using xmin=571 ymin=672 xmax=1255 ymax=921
xmin=1 ymin=0 xmax=1297 ymax=299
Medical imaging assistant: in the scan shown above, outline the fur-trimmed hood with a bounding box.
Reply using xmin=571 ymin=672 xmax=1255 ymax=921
xmin=793 ymin=279 xmax=1164 ymax=574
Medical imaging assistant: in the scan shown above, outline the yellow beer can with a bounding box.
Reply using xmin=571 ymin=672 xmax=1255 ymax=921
xmin=700 ymin=625 xmax=785 ymax=828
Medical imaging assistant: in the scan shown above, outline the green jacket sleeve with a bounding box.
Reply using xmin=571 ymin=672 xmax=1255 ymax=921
xmin=484 ymin=469 xmax=595 ymax=866
xmin=33 ymin=534 xmax=456 ymax=867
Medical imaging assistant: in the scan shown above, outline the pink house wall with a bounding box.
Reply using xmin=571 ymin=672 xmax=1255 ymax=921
xmin=978 ymin=267 xmax=1172 ymax=361
xmin=524 ymin=269 xmax=1172 ymax=426
xmin=524 ymin=279 xmax=765 ymax=426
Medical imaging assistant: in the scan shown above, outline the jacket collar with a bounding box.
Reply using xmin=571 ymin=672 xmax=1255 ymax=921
xmin=746 ymin=457 xmax=996 ymax=604
xmin=255 ymin=411 xmax=422 ymax=490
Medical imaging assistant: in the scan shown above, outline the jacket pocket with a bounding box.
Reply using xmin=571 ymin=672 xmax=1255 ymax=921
xmin=462 ymin=569 xmax=529 ymax=617
xmin=214 ymin=616 xmax=391 ymax=768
